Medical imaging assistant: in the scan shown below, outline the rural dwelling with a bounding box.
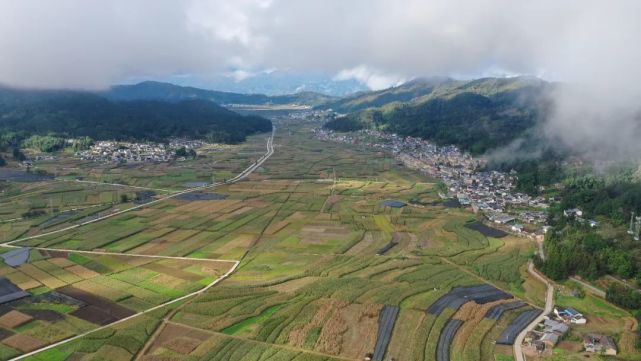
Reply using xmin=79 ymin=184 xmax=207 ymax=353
xmin=583 ymin=333 xmax=617 ymax=355
xmin=563 ymin=208 xmax=583 ymax=218
xmin=543 ymin=319 xmax=569 ymax=334
xmin=490 ymin=213 xmax=516 ymax=224
xmin=554 ymin=307 xmax=587 ymax=324
xmin=540 ymin=332 xmax=560 ymax=347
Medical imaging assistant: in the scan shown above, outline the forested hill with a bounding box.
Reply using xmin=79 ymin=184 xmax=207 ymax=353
xmin=0 ymin=86 xmax=272 ymax=143
xmin=323 ymin=77 xmax=552 ymax=154
xmin=105 ymin=81 xmax=334 ymax=107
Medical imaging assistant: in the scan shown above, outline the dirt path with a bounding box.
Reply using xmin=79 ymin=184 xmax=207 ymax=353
xmin=569 ymin=276 xmax=606 ymax=297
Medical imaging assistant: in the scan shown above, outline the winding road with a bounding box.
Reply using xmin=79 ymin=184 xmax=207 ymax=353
xmin=3 ymin=126 xmax=275 ymax=247
xmin=1 ymin=127 xmax=275 ymax=361
xmin=513 ymin=261 xmax=554 ymax=361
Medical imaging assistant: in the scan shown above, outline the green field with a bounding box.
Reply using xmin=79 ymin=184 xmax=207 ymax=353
xmin=0 ymin=119 xmax=635 ymax=361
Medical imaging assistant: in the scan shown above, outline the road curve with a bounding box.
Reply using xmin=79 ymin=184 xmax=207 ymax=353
xmin=3 ymin=127 xmax=275 ymax=361
xmin=2 ymin=126 xmax=275 ymax=247
xmin=513 ymin=261 xmax=554 ymax=361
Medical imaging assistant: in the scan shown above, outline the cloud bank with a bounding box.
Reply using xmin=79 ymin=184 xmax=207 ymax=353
xmin=1 ymin=0 xmax=641 ymax=159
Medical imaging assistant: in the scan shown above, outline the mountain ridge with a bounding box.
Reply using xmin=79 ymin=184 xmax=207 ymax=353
xmin=104 ymin=81 xmax=335 ymax=107
xmin=0 ymin=85 xmax=272 ymax=144
xmin=323 ymin=76 xmax=552 ymax=154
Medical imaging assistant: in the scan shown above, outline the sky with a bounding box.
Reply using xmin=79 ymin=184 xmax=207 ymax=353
xmin=1 ymin=0 xmax=641 ymax=159
xmin=2 ymin=0 xmax=639 ymax=91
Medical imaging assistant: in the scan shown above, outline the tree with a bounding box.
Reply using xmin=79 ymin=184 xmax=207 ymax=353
xmin=12 ymin=148 xmax=25 ymax=161
xmin=120 ymin=194 xmax=129 ymax=203
xmin=606 ymin=284 xmax=641 ymax=309
xmin=0 ymin=155 xmax=5 ymax=167
xmin=175 ymin=147 xmax=197 ymax=158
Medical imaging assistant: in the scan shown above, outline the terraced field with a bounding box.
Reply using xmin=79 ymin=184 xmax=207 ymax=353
xmin=1 ymin=119 xmax=620 ymax=361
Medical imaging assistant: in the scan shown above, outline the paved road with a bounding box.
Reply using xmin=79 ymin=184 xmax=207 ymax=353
xmin=513 ymin=261 xmax=554 ymax=361
xmin=2 ymin=127 xmax=275 ymax=247
xmin=2 ymin=128 xmax=276 ymax=361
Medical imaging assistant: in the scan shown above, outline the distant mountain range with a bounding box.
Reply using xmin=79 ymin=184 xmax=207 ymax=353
xmin=104 ymin=81 xmax=334 ymax=107
xmin=0 ymin=76 xmax=554 ymax=153
xmin=164 ymin=70 xmax=368 ymax=96
xmin=322 ymin=76 xmax=552 ymax=154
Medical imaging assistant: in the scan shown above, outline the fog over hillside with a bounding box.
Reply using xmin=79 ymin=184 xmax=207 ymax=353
xmin=1 ymin=1 xmax=641 ymax=160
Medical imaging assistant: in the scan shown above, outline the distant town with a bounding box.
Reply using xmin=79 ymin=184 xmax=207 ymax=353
xmin=314 ymin=128 xmax=552 ymax=238
xmin=75 ymin=138 xmax=208 ymax=164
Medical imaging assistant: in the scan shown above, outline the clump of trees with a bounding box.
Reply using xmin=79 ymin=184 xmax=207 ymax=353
xmin=22 ymin=135 xmax=66 ymax=152
xmin=536 ymin=225 xmax=638 ymax=281
xmin=0 ymin=87 xmax=272 ymax=144
xmin=20 ymin=135 xmax=94 ymax=153
xmin=535 ymin=174 xmax=641 ymax=315
xmin=175 ymin=147 xmax=197 ymax=158
xmin=12 ymin=148 xmax=25 ymax=161
xmin=559 ymin=176 xmax=641 ymax=224
xmin=606 ymin=284 xmax=641 ymax=309
xmin=21 ymin=209 xmax=46 ymax=218
xmin=323 ymin=116 xmax=365 ymax=132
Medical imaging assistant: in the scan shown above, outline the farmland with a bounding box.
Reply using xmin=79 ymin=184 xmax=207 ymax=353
xmin=0 ymin=119 xmax=635 ymax=361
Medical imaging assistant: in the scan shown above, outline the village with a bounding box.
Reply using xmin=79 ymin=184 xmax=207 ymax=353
xmin=313 ymin=128 xmax=551 ymax=237
xmin=314 ymin=127 xmax=625 ymax=359
xmin=522 ymin=306 xmax=617 ymax=357
xmin=75 ymin=138 xmax=207 ymax=164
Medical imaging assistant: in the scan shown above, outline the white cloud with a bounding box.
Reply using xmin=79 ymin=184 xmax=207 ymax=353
xmin=334 ymin=65 xmax=404 ymax=90
xmin=2 ymin=0 xmax=641 ymax=159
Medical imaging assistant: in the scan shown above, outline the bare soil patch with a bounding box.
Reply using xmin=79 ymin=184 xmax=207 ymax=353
xmin=2 ymin=333 xmax=46 ymax=352
xmin=289 ymin=299 xmax=347 ymax=349
xmin=66 ymin=264 xmax=100 ymax=280
xmin=0 ymin=310 xmax=33 ymax=328
xmin=23 ymin=309 xmax=64 ymax=322
xmin=265 ymin=220 xmax=289 ymax=235
xmin=48 ymin=257 xmax=75 ymax=268
xmin=307 ymin=300 xmax=381 ymax=358
xmin=59 ymin=285 xmax=135 ymax=324
xmin=148 ymin=323 xmax=210 ymax=355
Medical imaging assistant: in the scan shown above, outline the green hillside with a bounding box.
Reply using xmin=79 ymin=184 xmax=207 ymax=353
xmin=323 ymin=76 xmax=551 ymax=154
xmin=0 ymin=86 xmax=272 ymax=144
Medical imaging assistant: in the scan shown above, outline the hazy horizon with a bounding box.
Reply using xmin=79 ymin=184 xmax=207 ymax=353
xmin=2 ymin=0 xmax=641 ymax=159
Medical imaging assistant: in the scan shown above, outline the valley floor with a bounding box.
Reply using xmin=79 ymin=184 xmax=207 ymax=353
xmin=0 ymin=119 xmax=636 ymax=361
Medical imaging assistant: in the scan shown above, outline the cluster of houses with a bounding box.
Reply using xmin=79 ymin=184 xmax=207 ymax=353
xmin=167 ymin=138 xmax=208 ymax=151
xmin=76 ymin=138 xmax=205 ymax=164
xmin=314 ymin=129 xmax=551 ymax=236
xmin=563 ymin=207 xmax=599 ymax=228
xmin=524 ymin=307 xmax=616 ymax=356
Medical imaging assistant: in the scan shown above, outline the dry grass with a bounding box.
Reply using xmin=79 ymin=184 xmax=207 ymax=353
xmin=269 ymin=277 xmax=321 ymax=293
